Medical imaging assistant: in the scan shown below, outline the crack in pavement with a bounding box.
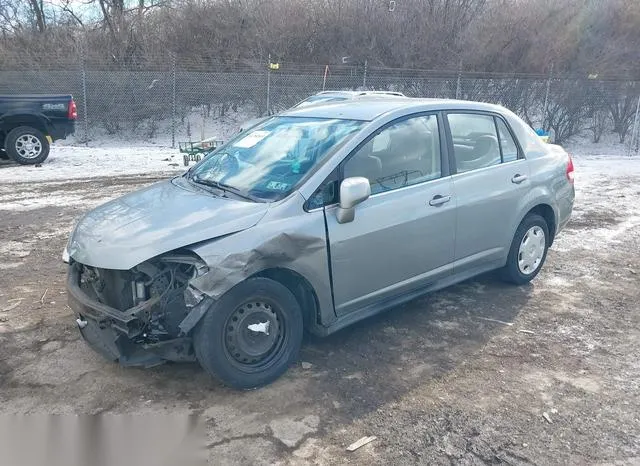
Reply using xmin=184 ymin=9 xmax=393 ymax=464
xmin=206 ymin=432 xmax=275 ymax=449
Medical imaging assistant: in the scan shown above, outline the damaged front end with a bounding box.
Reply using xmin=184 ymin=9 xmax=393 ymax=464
xmin=67 ymin=252 xmax=212 ymax=367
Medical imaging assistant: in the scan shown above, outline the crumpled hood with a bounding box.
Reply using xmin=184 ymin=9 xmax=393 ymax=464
xmin=68 ymin=179 xmax=269 ymax=270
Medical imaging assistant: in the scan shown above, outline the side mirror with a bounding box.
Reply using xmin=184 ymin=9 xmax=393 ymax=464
xmin=336 ymin=177 xmax=371 ymax=224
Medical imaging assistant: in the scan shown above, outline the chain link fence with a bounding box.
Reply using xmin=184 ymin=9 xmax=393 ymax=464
xmin=0 ymin=55 xmax=639 ymax=153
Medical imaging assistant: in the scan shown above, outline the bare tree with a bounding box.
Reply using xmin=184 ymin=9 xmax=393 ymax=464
xmin=590 ymin=110 xmax=608 ymax=143
xmin=0 ymin=0 xmax=638 ymax=77
xmin=0 ymin=0 xmax=47 ymax=34
xmin=608 ymin=83 xmax=640 ymax=143
xmin=53 ymin=0 xmax=85 ymax=27
xmin=27 ymin=0 xmax=46 ymax=32
xmin=0 ymin=1 xmax=21 ymax=36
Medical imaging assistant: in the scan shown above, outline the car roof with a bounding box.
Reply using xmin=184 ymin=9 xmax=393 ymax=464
xmin=292 ymin=91 xmax=407 ymax=109
xmin=313 ymin=90 xmax=405 ymax=98
xmin=281 ymin=98 xmax=507 ymax=121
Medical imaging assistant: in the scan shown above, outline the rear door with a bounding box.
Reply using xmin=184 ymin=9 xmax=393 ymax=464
xmin=323 ymin=113 xmax=457 ymax=316
xmin=445 ymin=112 xmax=530 ymax=272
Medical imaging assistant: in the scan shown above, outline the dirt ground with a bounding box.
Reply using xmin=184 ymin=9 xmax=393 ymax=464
xmin=1 ymin=159 xmax=640 ymax=465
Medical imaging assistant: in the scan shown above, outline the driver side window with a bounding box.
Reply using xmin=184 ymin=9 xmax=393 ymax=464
xmin=306 ymin=169 xmax=339 ymax=210
xmin=343 ymin=114 xmax=442 ymax=195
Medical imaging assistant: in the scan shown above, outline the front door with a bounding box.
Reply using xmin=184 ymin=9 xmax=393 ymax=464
xmin=325 ymin=113 xmax=456 ymax=316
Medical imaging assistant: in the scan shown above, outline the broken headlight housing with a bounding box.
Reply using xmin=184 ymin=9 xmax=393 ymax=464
xmin=78 ymin=251 xmax=209 ymax=342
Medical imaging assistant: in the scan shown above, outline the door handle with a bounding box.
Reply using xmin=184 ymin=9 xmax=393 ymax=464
xmin=429 ymin=194 xmax=451 ymax=206
xmin=511 ymin=174 xmax=528 ymax=184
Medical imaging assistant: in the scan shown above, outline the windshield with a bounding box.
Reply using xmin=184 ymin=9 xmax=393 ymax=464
xmin=188 ymin=116 xmax=363 ymax=201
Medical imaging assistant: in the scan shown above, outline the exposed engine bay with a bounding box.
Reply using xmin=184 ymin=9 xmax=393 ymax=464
xmin=70 ymin=251 xmax=211 ymax=366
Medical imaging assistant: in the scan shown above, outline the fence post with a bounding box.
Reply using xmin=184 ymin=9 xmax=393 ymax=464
xmin=171 ymin=54 xmax=176 ymax=149
xmin=542 ymin=63 xmax=553 ymax=130
xmin=322 ymin=65 xmax=329 ymax=92
xmin=362 ymin=60 xmax=368 ymax=89
xmin=266 ymin=54 xmax=271 ymax=115
xmin=628 ymin=93 xmax=640 ymax=156
xmin=80 ymin=50 xmax=89 ymax=144
xmin=455 ymin=61 xmax=462 ymax=99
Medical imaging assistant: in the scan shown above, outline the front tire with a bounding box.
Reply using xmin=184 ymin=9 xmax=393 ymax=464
xmin=5 ymin=126 xmax=50 ymax=165
xmin=501 ymin=214 xmax=549 ymax=285
xmin=194 ymin=277 xmax=303 ymax=389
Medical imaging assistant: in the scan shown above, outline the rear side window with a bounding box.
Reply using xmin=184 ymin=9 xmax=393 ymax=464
xmin=505 ymin=112 xmax=547 ymax=159
xmin=495 ymin=118 xmax=519 ymax=162
xmin=447 ymin=113 xmax=501 ymax=173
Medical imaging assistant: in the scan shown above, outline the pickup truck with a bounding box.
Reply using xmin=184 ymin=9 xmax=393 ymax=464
xmin=0 ymin=94 xmax=77 ymax=165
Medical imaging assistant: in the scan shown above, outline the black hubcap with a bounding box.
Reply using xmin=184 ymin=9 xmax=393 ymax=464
xmin=224 ymin=301 xmax=284 ymax=368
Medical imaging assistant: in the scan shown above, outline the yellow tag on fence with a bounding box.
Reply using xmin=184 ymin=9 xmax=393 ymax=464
xmin=269 ymin=63 xmax=280 ymax=70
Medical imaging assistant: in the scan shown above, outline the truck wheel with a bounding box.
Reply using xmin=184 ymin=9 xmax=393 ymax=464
xmin=194 ymin=277 xmax=303 ymax=389
xmin=5 ymin=126 xmax=50 ymax=165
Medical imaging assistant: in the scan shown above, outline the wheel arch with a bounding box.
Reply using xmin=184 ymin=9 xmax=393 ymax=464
xmin=252 ymin=267 xmax=322 ymax=331
xmin=522 ymin=203 xmax=557 ymax=245
xmin=0 ymin=114 xmax=51 ymax=137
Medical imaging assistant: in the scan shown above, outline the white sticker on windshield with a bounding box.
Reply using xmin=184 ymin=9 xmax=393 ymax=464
xmin=266 ymin=181 xmax=289 ymax=191
xmin=233 ymin=130 xmax=270 ymax=148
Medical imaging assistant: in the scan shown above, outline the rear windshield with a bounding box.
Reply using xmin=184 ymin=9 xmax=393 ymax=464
xmin=294 ymin=95 xmax=349 ymax=108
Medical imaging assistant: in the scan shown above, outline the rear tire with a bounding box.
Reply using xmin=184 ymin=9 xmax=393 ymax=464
xmin=501 ymin=214 xmax=549 ymax=285
xmin=5 ymin=126 xmax=50 ymax=165
xmin=194 ymin=277 xmax=303 ymax=389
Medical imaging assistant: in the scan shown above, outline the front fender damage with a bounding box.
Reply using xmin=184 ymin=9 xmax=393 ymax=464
xmin=188 ymin=232 xmax=326 ymax=299
xmin=171 ymin=232 xmax=325 ymax=335
xmin=69 ymin=230 xmax=329 ymax=367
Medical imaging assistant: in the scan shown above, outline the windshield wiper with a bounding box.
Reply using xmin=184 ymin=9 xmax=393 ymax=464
xmin=189 ymin=175 xmax=261 ymax=202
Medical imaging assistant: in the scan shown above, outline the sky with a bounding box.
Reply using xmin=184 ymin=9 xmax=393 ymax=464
xmin=46 ymin=0 xmax=100 ymax=22
xmin=45 ymin=0 xmax=148 ymax=22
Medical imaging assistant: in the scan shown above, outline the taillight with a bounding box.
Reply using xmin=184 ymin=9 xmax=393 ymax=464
xmin=68 ymin=98 xmax=77 ymax=120
xmin=566 ymin=154 xmax=574 ymax=183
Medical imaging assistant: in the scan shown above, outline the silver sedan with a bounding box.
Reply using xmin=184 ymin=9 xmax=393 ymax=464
xmin=65 ymin=98 xmax=575 ymax=388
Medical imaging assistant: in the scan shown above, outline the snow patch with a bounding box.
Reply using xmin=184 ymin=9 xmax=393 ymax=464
xmin=58 ymin=106 xmax=255 ymax=149
xmin=0 ymin=146 xmax=183 ymax=184
xmin=0 ymin=241 xmax=31 ymax=258
xmin=564 ymin=131 xmax=637 ymax=157
xmin=33 ymin=227 xmax=73 ymax=240
xmin=543 ymin=275 xmax=573 ymax=288
xmin=0 ymin=262 xmax=24 ymax=270
xmin=0 ymin=194 xmax=92 ymax=211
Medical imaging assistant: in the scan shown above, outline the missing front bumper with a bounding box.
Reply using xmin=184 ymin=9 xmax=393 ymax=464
xmin=76 ymin=316 xmax=181 ymax=367
xmin=67 ymin=264 xmax=197 ymax=366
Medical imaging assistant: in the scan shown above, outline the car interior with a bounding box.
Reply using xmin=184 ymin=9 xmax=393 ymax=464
xmin=448 ymin=113 xmax=503 ymax=172
xmin=344 ymin=116 xmax=441 ymax=194
xmin=453 ymin=133 xmax=501 ymax=173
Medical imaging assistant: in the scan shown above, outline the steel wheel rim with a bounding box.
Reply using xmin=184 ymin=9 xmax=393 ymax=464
xmin=518 ymin=225 xmax=545 ymax=275
xmin=15 ymin=134 xmax=42 ymax=159
xmin=223 ymin=299 xmax=286 ymax=372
